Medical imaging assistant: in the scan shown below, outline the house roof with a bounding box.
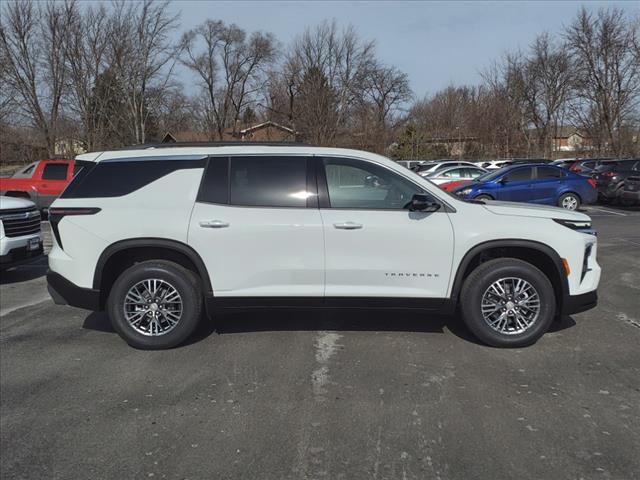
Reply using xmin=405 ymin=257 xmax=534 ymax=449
xmin=238 ymin=120 xmax=296 ymax=135
xmin=162 ymin=131 xmax=210 ymax=143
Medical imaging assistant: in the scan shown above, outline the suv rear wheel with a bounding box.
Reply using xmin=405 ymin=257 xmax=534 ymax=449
xmin=460 ymin=258 xmax=555 ymax=348
xmin=107 ymin=260 xmax=202 ymax=349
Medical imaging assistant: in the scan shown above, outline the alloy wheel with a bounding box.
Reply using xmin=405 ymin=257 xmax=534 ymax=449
xmin=481 ymin=277 xmax=540 ymax=335
xmin=123 ymin=279 xmax=183 ymax=336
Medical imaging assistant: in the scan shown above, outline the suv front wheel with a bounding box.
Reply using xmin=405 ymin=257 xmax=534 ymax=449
xmin=107 ymin=260 xmax=202 ymax=349
xmin=460 ymin=258 xmax=555 ymax=348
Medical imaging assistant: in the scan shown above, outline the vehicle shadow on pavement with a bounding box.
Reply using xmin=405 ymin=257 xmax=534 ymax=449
xmin=82 ymin=311 xmax=115 ymax=333
xmin=81 ymin=309 xmax=577 ymax=347
xmin=216 ymin=309 xmax=484 ymax=345
xmin=0 ymin=261 xmax=47 ymax=285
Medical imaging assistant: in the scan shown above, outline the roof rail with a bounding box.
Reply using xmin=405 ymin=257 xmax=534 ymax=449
xmin=117 ymin=141 xmax=310 ymax=150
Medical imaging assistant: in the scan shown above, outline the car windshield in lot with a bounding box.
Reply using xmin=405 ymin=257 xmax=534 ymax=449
xmin=474 ymin=169 xmax=505 ymax=182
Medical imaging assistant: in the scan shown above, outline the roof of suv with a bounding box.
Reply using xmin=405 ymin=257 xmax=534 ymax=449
xmin=75 ymin=145 xmax=391 ymax=164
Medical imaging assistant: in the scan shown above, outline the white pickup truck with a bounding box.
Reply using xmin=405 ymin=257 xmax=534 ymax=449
xmin=0 ymin=196 xmax=44 ymax=270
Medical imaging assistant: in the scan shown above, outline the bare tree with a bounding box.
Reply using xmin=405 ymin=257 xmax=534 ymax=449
xmin=284 ymin=20 xmax=376 ymax=144
xmin=1 ymin=0 xmax=71 ymax=155
xmin=361 ymin=63 xmax=412 ymax=130
xmin=63 ymin=1 xmax=111 ymax=150
xmin=565 ymin=7 xmax=640 ymax=155
xmin=107 ymin=0 xmax=180 ymax=144
xmin=521 ymin=33 xmax=573 ymax=157
xmin=181 ymin=20 xmax=276 ymax=140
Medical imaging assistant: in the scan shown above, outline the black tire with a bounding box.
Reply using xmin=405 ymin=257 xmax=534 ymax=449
xmin=107 ymin=260 xmax=202 ymax=349
xmin=475 ymin=194 xmax=493 ymax=201
xmin=459 ymin=258 xmax=556 ymax=348
xmin=558 ymin=192 xmax=580 ymax=210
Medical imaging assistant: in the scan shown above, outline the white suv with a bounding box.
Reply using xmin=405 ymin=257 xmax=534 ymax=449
xmin=47 ymin=144 xmax=600 ymax=349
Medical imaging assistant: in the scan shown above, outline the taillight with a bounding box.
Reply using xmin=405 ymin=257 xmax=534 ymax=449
xmin=588 ymin=178 xmax=596 ymax=188
xmin=48 ymin=207 xmax=101 ymax=249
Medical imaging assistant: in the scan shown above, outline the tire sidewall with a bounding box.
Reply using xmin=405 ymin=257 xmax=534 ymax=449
xmin=559 ymin=192 xmax=580 ymax=210
xmin=461 ymin=261 xmax=555 ymax=348
xmin=108 ymin=262 xmax=201 ymax=349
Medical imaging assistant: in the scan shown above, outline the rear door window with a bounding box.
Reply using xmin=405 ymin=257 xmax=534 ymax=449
xmin=229 ymin=156 xmax=309 ymax=208
xmin=536 ymin=167 xmax=563 ymax=179
xmin=42 ymin=163 xmax=69 ymax=180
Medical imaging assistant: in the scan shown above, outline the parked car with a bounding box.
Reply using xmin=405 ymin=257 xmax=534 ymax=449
xmin=592 ymin=159 xmax=640 ymax=203
xmin=414 ymin=160 xmax=479 ymax=177
xmin=551 ymin=159 xmax=578 ymax=170
xmin=0 ymin=196 xmax=44 ymax=270
xmin=426 ymin=165 xmax=487 ymax=185
xmin=439 ymin=178 xmax=476 ymax=192
xmin=478 ymin=160 xmax=509 ymax=170
xmin=621 ymin=173 xmax=640 ymax=206
xmin=452 ymin=164 xmax=597 ymax=210
xmin=396 ymin=160 xmax=423 ymax=170
xmin=568 ymin=158 xmax=616 ymax=175
xmin=0 ymin=159 xmax=76 ymax=211
xmin=47 ymin=143 xmax=599 ymax=350
xmin=479 ymin=159 xmax=548 ymax=170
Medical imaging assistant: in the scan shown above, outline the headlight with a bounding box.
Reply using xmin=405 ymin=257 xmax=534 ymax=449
xmin=458 ymin=188 xmax=473 ymax=196
xmin=553 ymin=218 xmax=596 ymax=235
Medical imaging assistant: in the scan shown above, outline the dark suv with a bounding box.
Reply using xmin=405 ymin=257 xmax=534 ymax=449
xmin=592 ymin=159 xmax=640 ymax=203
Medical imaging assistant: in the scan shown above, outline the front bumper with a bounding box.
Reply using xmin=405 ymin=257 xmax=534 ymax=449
xmin=562 ymin=290 xmax=597 ymax=315
xmin=0 ymin=243 xmax=44 ymax=269
xmin=47 ymin=270 xmax=101 ymax=311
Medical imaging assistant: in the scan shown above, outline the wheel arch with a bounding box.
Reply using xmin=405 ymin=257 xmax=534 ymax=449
xmin=559 ymin=190 xmax=582 ymax=202
xmin=450 ymin=239 xmax=569 ymax=314
xmin=93 ymin=238 xmax=213 ymax=308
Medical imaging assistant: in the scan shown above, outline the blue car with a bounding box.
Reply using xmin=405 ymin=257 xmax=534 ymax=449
xmin=453 ymin=164 xmax=597 ymax=210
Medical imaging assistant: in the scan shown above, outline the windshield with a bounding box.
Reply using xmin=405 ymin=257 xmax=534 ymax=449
xmin=474 ymin=169 xmax=505 ymax=182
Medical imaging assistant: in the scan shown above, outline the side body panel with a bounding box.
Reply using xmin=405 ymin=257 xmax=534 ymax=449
xmin=320 ymin=209 xmax=455 ymax=298
xmin=188 ymin=203 xmax=324 ymax=296
xmin=48 ymin=168 xmax=203 ymax=288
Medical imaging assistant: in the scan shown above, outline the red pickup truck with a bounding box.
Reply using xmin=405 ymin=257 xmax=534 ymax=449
xmin=0 ymin=159 xmax=76 ymax=211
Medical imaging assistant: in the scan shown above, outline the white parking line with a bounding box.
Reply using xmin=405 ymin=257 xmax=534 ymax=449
xmin=585 ymin=206 xmax=628 ymax=216
xmin=0 ymin=293 xmax=50 ymax=317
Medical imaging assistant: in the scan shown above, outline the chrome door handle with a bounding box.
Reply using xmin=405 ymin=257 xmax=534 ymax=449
xmin=199 ymin=220 xmax=230 ymax=228
xmin=333 ymin=222 xmax=363 ymax=230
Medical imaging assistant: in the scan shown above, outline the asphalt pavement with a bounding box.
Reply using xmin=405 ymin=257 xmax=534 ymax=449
xmin=1 ymin=208 xmax=639 ymax=480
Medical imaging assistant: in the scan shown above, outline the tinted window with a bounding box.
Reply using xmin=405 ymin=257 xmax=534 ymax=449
xmin=504 ymin=168 xmax=533 ymax=182
xmin=229 ymin=156 xmax=308 ymax=208
xmin=42 ymin=163 xmax=68 ymax=180
xmin=61 ymin=159 xmax=205 ymax=198
xmin=198 ymin=157 xmax=229 ymax=204
xmin=323 ymin=157 xmax=424 ymax=209
xmin=537 ymin=167 xmax=563 ymax=179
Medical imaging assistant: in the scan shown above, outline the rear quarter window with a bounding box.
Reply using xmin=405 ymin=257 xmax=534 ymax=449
xmin=61 ymin=158 xmax=205 ymax=198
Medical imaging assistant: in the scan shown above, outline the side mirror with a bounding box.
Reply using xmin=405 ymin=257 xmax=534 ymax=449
xmin=408 ymin=194 xmax=441 ymax=212
xmin=498 ymin=177 xmax=508 ymax=185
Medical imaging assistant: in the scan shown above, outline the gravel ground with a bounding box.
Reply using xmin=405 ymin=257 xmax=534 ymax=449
xmin=1 ymin=206 xmax=639 ymax=480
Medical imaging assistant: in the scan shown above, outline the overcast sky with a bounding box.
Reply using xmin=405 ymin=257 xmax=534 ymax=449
xmin=167 ymin=1 xmax=637 ymax=98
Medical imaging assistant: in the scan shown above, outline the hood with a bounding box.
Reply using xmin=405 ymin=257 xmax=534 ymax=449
xmin=481 ymin=200 xmax=591 ymax=221
xmin=0 ymin=195 xmax=36 ymax=211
